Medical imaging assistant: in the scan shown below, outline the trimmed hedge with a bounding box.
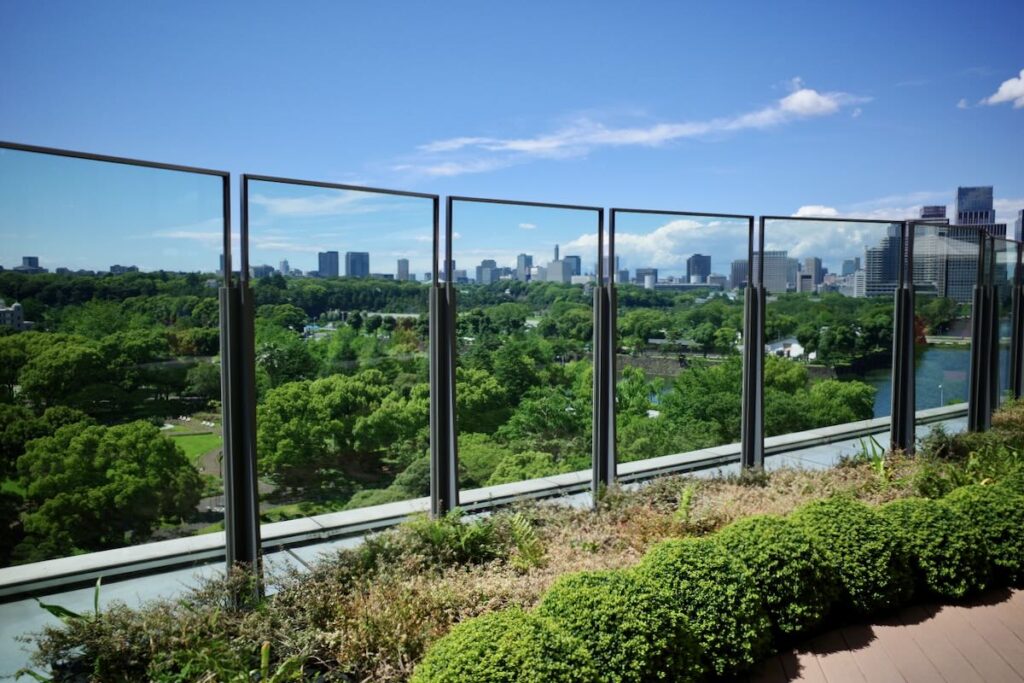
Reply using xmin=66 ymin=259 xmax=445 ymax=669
xmin=714 ymin=514 xmax=839 ymax=637
xmin=944 ymin=484 xmax=1024 ymax=583
xmin=409 ymin=607 xmax=596 ymax=683
xmin=536 ymin=569 xmax=702 ymax=683
xmin=879 ymin=497 xmax=991 ymax=598
xmin=636 ymin=537 xmax=772 ymax=677
xmin=790 ymin=496 xmax=914 ymax=614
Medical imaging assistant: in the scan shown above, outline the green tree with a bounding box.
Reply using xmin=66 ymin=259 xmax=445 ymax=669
xmin=185 ymin=362 xmax=222 ymax=402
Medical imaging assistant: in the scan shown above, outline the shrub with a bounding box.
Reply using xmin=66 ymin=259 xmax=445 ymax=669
xmin=944 ymin=484 xmax=1024 ymax=583
xmin=878 ymin=497 xmax=990 ymax=598
xmin=790 ymin=496 xmax=913 ymax=614
xmin=636 ymin=537 xmax=771 ymax=677
xmin=410 ymin=607 xmax=596 ymax=683
xmin=714 ymin=514 xmax=839 ymax=637
xmin=536 ymin=570 xmax=702 ymax=683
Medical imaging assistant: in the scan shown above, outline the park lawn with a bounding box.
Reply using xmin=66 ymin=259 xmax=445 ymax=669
xmin=169 ymin=432 xmax=222 ymax=464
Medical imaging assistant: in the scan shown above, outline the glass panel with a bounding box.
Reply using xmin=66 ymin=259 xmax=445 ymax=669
xmin=993 ymin=238 xmax=1016 ymax=407
xmin=0 ymin=146 xmax=225 ymax=568
xmin=761 ymin=219 xmax=900 ymax=436
xmin=449 ymin=200 xmax=599 ymax=491
xmin=244 ymin=179 xmax=433 ymax=521
xmin=610 ymin=211 xmax=749 ymax=461
xmin=912 ymin=223 xmax=981 ymax=412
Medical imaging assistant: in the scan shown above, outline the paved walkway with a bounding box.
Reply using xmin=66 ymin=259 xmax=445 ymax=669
xmin=747 ymin=589 xmax=1024 ymax=682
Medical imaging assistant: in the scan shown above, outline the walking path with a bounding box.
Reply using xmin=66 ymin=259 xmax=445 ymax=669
xmin=747 ymin=589 xmax=1024 ymax=682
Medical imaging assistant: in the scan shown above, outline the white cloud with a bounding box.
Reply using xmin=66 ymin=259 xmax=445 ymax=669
xmin=957 ymin=98 xmax=969 ymax=109
xmin=982 ymin=68 xmax=1024 ymax=108
xmin=519 ymin=223 xmax=537 ymax=230
xmin=249 ymin=191 xmax=383 ymax=217
xmin=851 ymin=108 xmax=863 ymax=118
xmin=793 ymin=205 xmax=840 ymax=218
xmin=399 ymin=80 xmax=870 ymax=177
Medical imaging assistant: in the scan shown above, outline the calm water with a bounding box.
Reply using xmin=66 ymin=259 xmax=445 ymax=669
xmin=863 ymin=344 xmax=1011 ymax=417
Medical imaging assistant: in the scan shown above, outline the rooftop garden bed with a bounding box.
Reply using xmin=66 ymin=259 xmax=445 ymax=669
xmin=20 ymin=402 xmax=1024 ymax=682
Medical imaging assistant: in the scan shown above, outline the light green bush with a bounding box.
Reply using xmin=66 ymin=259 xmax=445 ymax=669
xmin=879 ymin=497 xmax=990 ymax=598
xmin=944 ymin=484 xmax=1024 ymax=583
xmin=714 ymin=514 xmax=839 ymax=637
xmin=536 ymin=569 xmax=702 ymax=683
xmin=636 ymin=537 xmax=771 ymax=677
xmin=410 ymin=607 xmax=596 ymax=683
xmin=790 ymin=496 xmax=914 ymax=614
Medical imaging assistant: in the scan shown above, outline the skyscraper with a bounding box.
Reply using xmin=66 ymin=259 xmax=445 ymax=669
xmin=730 ymin=259 xmax=749 ymax=289
xmin=318 ymin=251 xmax=339 ymax=278
xmin=864 ymin=225 xmax=901 ymax=297
xmin=564 ymin=255 xmax=582 ymax=276
xmin=516 ymin=253 xmax=533 ymax=281
xmin=753 ymin=251 xmax=789 ymax=293
xmin=841 ymin=257 xmax=861 ymax=276
xmin=345 ymin=252 xmax=370 ymax=278
xmin=957 ymin=187 xmax=995 ymax=225
xmin=803 ymin=257 xmax=823 ymax=285
xmin=397 ymin=258 xmax=409 ymax=281
xmin=635 ymin=267 xmax=658 ymax=285
xmin=686 ymin=254 xmax=711 ymax=283
xmin=279 ymin=259 xmax=290 ymax=276
xmin=476 ymin=259 xmax=498 ymax=285
xmin=554 ymin=244 xmax=560 ymax=261
xmin=1016 ymin=210 xmax=1023 ymax=242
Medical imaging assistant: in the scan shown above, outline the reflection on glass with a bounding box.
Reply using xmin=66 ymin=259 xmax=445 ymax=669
xmin=245 ymin=180 xmax=434 ymax=519
xmin=912 ymin=223 xmax=981 ymax=411
xmin=449 ymin=200 xmax=599 ymax=491
xmin=0 ymin=146 xmax=224 ymax=567
xmin=610 ymin=212 xmax=749 ymax=461
xmin=761 ymin=219 xmax=899 ymax=436
xmin=993 ymin=238 xmax=1016 ymax=406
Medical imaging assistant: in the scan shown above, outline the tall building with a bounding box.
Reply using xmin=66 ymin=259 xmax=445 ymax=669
xmin=686 ymin=254 xmax=711 ymax=284
xmin=251 ymin=264 xmax=274 ymax=278
xmin=546 ymin=258 xmax=572 ymax=284
xmin=957 ymin=187 xmax=995 ymax=225
xmin=397 ymin=258 xmax=409 ymax=281
xmin=1015 ymin=210 xmax=1023 ymax=242
xmin=864 ymin=225 xmax=901 ymax=297
xmin=279 ymin=259 xmax=290 ymax=276
xmin=635 ymin=267 xmax=658 ymax=285
xmin=616 ymin=269 xmax=630 ymax=284
xmin=476 ymin=259 xmax=498 ymax=285
xmin=13 ymin=256 xmax=45 ymax=274
xmin=345 ymin=252 xmax=370 ymax=278
xmin=318 ymin=251 xmax=339 ymax=278
xmin=753 ymin=251 xmax=789 ymax=292
xmin=797 ymin=272 xmax=815 ymax=293
xmin=803 ymin=257 xmax=824 ymax=285
xmin=516 ymin=253 xmax=533 ymax=281
xmin=730 ymin=259 xmax=749 ymax=289
xmin=914 ymin=226 xmax=982 ymax=303
xmin=841 ymin=257 xmax=861 ymax=276
xmin=554 ymin=244 xmax=560 ymax=261
xmin=920 ymin=205 xmax=947 ymax=220
xmin=564 ymin=255 xmax=582 ymax=276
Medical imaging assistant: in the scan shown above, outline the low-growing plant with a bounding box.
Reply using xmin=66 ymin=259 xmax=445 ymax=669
xmin=944 ymin=484 xmax=1024 ymax=583
xmin=409 ymin=607 xmax=596 ymax=683
xmin=714 ymin=515 xmax=839 ymax=638
xmin=506 ymin=511 xmax=546 ymax=572
xmin=790 ymin=495 xmax=914 ymax=614
xmin=635 ymin=537 xmax=772 ymax=677
xmin=536 ymin=569 xmax=702 ymax=683
xmin=878 ymin=497 xmax=990 ymax=598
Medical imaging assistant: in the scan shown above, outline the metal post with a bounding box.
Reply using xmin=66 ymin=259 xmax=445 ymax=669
xmin=741 ymin=217 xmax=764 ymax=469
xmin=1013 ymin=244 xmax=1024 ymax=399
xmin=967 ymin=234 xmax=991 ymax=431
xmin=890 ymin=222 xmax=916 ymax=453
xmin=592 ymin=212 xmax=614 ymax=503
xmin=430 ymin=197 xmax=458 ymax=516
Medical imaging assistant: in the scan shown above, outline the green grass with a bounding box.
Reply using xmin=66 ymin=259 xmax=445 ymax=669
xmin=169 ymin=432 xmax=222 ymax=464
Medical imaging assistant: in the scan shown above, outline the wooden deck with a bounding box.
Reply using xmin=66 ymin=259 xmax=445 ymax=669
xmin=746 ymin=589 xmax=1024 ymax=682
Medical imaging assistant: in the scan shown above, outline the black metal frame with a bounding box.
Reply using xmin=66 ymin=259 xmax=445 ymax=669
xmin=447 ymin=196 xmax=605 ymax=507
xmin=609 ymin=209 xmax=757 ymax=468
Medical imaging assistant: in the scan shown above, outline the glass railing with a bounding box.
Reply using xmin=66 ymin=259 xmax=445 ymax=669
xmin=993 ymin=237 xmax=1017 ymax=407
xmin=912 ymin=223 xmax=980 ymax=412
xmin=242 ymin=176 xmax=435 ymax=521
xmin=447 ymin=197 xmax=600 ymax=493
xmin=760 ymin=218 xmax=901 ymax=435
xmin=609 ymin=210 xmax=751 ymax=462
xmin=0 ymin=143 xmax=227 ymax=568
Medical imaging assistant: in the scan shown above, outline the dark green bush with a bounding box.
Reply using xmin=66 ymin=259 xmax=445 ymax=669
xmin=410 ymin=607 xmax=596 ymax=683
xmin=790 ymin=496 xmax=913 ymax=614
xmin=944 ymin=484 xmax=1024 ymax=583
xmin=878 ymin=497 xmax=990 ymax=598
xmin=714 ymin=514 xmax=839 ymax=637
xmin=635 ymin=537 xmax=771 ymax=677
xmin=536 ymin=569 xmax=702 ymax=683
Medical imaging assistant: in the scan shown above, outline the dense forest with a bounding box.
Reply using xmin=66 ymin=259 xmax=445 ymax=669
xmin=0 ymin=270 xmax=962 ymax=566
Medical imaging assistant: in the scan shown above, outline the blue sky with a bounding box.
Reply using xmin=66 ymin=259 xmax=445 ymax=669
xmin=1 ymin=0 xmax=1022 ymax=274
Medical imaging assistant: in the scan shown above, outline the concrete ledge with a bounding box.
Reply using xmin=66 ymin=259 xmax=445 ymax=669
xmin=0 ymin=403 xmax=968 ymax=601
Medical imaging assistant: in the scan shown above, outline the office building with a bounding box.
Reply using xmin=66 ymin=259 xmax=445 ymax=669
xmin=803 ymin=257 xmax=824 ymax=285
xmin=318 ymin=251 xmax=339 ymax=278
xmin=564 ymin=255 xmax=582 ymax=276
xmin=546 ymin=258 xmax=572 ymax=284
xmin=476 ymin=259 xmax=498 ymax=285
xmin=841 ymin=257 xmax=861 ymax=276
xmin=730 ymin=259 xmax=749 ymax=289
xmin=13 ymin=256 xmax=46 ymax=274
xmin=251 ymin=264 xmax=275 ymax=278
xmin=516 ymin=254 xmax=533 ymax=281
xmin=345 ymin=252 xmax=370 ymax=278
xmin=707 ymin=273 xmax=728 ymax=288
xmin=752 ymin=251 xmax=790 ymax=293
xmin=397 ymin=258 xmax=409 ymax=282
xmin=1015 ymin=210 xmax=1023 ymax=242
xmin=797 ymin=272 xmax=815 ymax=293
xmin=616 ymin=269 xmax=630 ymax=284
xmin=920 ymin=205 xmax=947 ymax=220
xmin=110 ymin=264 xmax=138 ymax=275
xmin=279 ymin=260 xmax=290 ymax=276
xmin=864 ymin=225 xmax=901 ymax=297
xmin=635 ymin=267 xmax=658 ymax=285
xmin=686 ymin=254 xmax=711 ymax=284
xmin=956 ymin=186 xmax=1006 ymax=237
